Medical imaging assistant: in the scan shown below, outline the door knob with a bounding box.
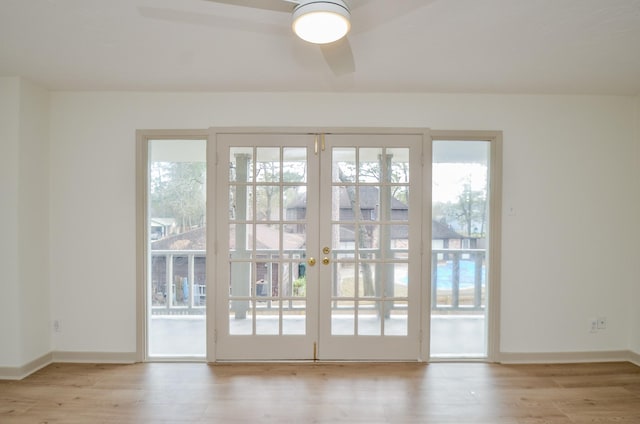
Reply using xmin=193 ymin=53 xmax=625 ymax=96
xmin=307 ymin=257 xmax=316 ymax=266
xmin=322 ymin=257 xmax=330 ymax=265
xmin=322 ymin=246 xmax=331 ymax=254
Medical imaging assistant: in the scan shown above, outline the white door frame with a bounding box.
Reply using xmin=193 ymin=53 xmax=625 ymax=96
xmin=209 ymin=128 xmax=432 ymax=362
xmin=317 ymin=133 xmax=425 ymax=360
xmin=428 ymin=130 xmax=502 ymax=363
xmin=135 ymin=129 xmax=211 ymax=362
xmin=136 ymin=128 xmax=501 ymax=363
xmin=213 ymin=132 xmax=320 ymax=360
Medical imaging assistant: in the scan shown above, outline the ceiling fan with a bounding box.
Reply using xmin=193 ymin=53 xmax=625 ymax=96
xmin=139 ymin=0 xmax=429 ymax=76
xmin=204 ymin=0 xmax=352 ymax=44
xmin=202 ymin=0 xmax=358 ymax=75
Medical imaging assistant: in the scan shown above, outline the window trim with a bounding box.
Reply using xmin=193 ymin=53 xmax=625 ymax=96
xmin=135 ymin=129 xmax=211 ymax=362
xmin=135 ymin=127 xmax=502 ymax=363
xmin=428 ymin=130 xmax=503 ymax=362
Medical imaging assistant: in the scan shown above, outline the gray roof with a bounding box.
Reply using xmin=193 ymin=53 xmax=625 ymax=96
xmin=151 ymin=227 xmax=206 ymax=250
xmin=288 ymin=186 xmax=407 ymax=210
xmin=432 ymin=220 xmax=464 ymax=240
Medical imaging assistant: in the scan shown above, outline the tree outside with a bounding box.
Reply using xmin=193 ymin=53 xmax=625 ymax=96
xmin=432 ymin=164 xmax=488 ymax=239
xmin=150 ymin=161 xmax=206 ymax=234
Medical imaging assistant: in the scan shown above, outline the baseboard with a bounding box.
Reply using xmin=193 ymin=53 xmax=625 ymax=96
xmin=498 ymin=350 xmax=636 ymax=365
xmin=52 ymin=351 xmax=138 ymax=364
xmin=3 ymin=350 xmax=637 ymax=380
xmin=0 ymin=352 xmax=53 ymax=380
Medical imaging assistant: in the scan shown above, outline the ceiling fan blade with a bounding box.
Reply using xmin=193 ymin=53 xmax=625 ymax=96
xmin=321 ymin=37 xmax=355 ymax=76
xmin=350 ymin=0 xmax=434 ymax=34
xmin=202 ymin=0 xmax=297 ymax=13
xmin=345 ymin=0 xmax=375 ymax=11
xmin=139 ymin=6 xmax=288 ymax=36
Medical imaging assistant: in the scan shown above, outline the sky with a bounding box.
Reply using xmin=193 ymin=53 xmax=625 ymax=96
xmin=432 ymin=163 xmax=488 ymax=204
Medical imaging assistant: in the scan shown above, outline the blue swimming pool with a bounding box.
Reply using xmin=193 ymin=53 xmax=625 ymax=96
xmin=397 ymin=260 xmax=486 ymax=289
xmin=434 ymin=260 xmax=485 ymax=290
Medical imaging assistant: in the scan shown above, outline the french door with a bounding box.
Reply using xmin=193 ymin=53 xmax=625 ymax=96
xmin=215 ymin=132 xmax=423 ymax=360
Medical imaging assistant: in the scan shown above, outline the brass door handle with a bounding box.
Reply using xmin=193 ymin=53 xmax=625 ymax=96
xmin=322 ymin=257 xmax=330 ymax=265
xmin=308 ymin=257 xmax=316 ymax=266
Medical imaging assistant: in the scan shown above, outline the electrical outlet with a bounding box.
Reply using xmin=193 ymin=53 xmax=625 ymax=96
xmin=597 ymin=317 xmax=607 ymax=330
xmin=589 ymin=318 xmax=598 ymax=333
xmin=53 ymin=319 xmax=61 ymax=333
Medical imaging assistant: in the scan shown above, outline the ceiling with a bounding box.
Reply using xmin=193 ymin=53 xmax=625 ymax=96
xmin=1 ymin=0 xmax=639 ymax=94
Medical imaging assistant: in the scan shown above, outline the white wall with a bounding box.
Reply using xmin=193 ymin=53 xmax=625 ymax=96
xmin=48 ymin=92 xmax=639 ymax=356
xmin=17 ymin=79 xmax=51 ymax=364
xmin=0 ymin=77 xmax=50 ymax=368
xmin=0 ymin=78 xmax=21 ymax=367
xmin=632 ymin=95 xmax=640 ymax=356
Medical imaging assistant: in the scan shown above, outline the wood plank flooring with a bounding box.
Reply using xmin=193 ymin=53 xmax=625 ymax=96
xmin=1 ymin=361 xmax=639 ymax=423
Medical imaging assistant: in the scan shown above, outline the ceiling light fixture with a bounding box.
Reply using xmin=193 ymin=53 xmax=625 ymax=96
xmin=292 ymin=0 xmax=351 ymax=45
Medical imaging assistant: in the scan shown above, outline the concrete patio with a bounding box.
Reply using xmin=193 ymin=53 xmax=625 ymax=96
xmin=149 ymin=314 xmax=485 ymax=359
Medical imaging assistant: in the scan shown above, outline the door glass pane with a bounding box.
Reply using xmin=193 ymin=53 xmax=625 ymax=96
xmin=334 ymin=262 xmax=355 ymax=297
xmin=284 ymin=186 xmax=306 ymax=221
xmin=148 ymin=139 xmax=206 ymax=358
xmin=256 ymin=148 xmax=280 ymax=182
xmin=229 ymin=186 xmax=253 ymax=221
xmin=388 ymin=262 xmax=408 ymax=297
xmin=283 ymin=148 xmax=307 ymax=182
xmin=358 ymin=262 xmax=378 ymax=297
xmin=389 ymin=148 xmax=410 ymax=183
xmin=229 ymin=301 xmax=253 ymax=335
xmin=388 ymin=188 xmax=409 ymax=221
xmin=385 ymin=301 xmax=408 ymax=336
xmin=358 ymin=148 xmax=382 ymax=183
xmin=256 ymin=304 xmax=279 ymax=335
xmin=431 ymin=140 xmax=490 ymax=358
xmin=358 ymin=186 xmax=380 ymax=221
xmin=332 ymin=148 xmax=356 ymax=182
xmin=358 ymin=301 xmax=381 ymax=336
xmin=359 ymin=223 xmax=380 ymax=253
xmin=255 ymin=186 xmax=280 ymax=221
xmin=331 ymin=186 xmax=349 ymax=221
xmin=229 ymin=148 xmax=254 ymax=183
xmin=283 ymin=301 xmax=306 ymax=335
xmin=332 ymin=301 xmax=355 ymax=335
xmin=256 ymin=224 xmax=280 ymax=251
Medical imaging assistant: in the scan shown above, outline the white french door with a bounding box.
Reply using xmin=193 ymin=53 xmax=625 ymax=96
xmin=317 ymin=135 xmax=422 ymax=360
xmin=215 ymin=134 xmax=319 ymax=360
xmin=215 ymin=132 xmax=423 ymax=360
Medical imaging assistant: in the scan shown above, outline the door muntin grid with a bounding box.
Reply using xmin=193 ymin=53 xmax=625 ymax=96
xmin=228 ymin=146 xmax=310 ymax=336
xmin=328 ymin=147 xmax=411 ymax=337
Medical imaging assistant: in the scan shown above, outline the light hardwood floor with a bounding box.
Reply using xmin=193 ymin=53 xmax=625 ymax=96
xmin=1 ymin=361 xmax=640 ymax=423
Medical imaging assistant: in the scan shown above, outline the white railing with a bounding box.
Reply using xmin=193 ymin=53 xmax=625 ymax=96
xmin=431 ymin=249 xmax=486 ymax=312
xmin=151 ymin=247 xmax=486 ymax=315
xmin=151 ymin=250 xmax=206 ymax=315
